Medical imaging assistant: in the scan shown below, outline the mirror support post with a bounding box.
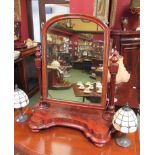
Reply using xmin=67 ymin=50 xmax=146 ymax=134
xmin=35 ymin=50 xmax=42 ymax=94
xmin=108 ymin=51 xmax=119 ymax=112
xmin=35 ymin=49 xmax=48 ymax=109
xmin=103 ymin=50 xmax=119 ymax=121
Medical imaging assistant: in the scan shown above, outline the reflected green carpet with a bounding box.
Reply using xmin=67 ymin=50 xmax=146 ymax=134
xmin=48 ymin=69 xmax=96 ymax=103
xmin=29 ymin=69 xmax=97 ymax=106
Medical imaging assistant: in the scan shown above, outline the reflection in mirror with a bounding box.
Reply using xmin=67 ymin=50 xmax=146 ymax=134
xmin=46 ymin=18 xmax=105 ymax=104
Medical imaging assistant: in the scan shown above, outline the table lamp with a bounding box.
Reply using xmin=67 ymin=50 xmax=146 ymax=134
xmin=112 ymin=104 xmax=138 ymax=147
xmin=14 ymin=85 xmax=29 ymax=123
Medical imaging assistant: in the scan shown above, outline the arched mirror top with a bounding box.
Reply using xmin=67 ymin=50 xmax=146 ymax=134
xmin=41 ymin=14 xmax=110 ymax=109
xmin=41 ymin=14 xmax=110 ymax=34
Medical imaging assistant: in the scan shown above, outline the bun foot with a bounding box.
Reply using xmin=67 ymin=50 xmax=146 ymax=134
xmin=95 ymin=143 xmax=105 ymax=147
xmin=32 ymin=129 xmax=40 ymax=132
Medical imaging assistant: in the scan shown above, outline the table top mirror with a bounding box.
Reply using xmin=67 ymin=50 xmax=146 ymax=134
xmin=42 ymin=14 xmax=110 ymax=108
xmin=29 ymin=14 xmax=119 ymax=147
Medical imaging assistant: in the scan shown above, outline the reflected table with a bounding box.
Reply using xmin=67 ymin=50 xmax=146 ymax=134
xmin=14 ymin=108 xmax=140 ymax=155
xmin=72 ymin=84 xmax=101 ymax=102
xmin=90 ymin=67 xmax=103 ymax=81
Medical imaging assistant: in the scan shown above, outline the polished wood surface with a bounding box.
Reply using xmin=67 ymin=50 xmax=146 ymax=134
xmin=29 ymin=103 xmax=111 ymax=147
xmin=15 ymin=108 xmax=140 ymax=155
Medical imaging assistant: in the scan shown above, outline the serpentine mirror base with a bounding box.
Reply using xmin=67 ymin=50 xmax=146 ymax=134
xmin=29 ymin=102 xmax=111 ymax=147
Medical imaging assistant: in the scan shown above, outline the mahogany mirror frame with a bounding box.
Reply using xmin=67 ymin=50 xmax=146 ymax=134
xmin=41 ymin=14 xmax=110 ymax=110
xmin=29 ymin=14 xmax=119 ymax=147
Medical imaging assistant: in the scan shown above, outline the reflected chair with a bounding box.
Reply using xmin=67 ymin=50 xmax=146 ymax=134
xmin=47 ymin=60 xmax=72 ymax=89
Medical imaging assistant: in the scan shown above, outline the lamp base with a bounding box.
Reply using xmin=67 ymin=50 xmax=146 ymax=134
xmin=16 ymin=113 xmax=28 ymax=123
xmin=115 ymin=133 xmax=131 ymax=147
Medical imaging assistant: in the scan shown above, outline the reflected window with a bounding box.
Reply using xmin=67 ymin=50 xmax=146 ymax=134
xmin=32 ymin=0 xmax=40 ymax=42
xmin=45 ymin=4 xmax=70 ymax=21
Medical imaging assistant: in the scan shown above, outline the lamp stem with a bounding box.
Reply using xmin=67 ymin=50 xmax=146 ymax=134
xmin=16 ymin=107 xmax=28 ymax=123
xmin=19 ymin=107 xmax=23 ymax=115
xmin=115 ymin=132 xmax=131 ymax=147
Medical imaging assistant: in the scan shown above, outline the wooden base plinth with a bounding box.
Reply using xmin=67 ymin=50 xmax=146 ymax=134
xmin=29 ymin=103 xmax=111 ymax=147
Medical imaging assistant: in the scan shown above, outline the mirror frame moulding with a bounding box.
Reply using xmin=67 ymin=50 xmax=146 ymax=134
xmin=41 ymin=13 xmax=110 ymax=110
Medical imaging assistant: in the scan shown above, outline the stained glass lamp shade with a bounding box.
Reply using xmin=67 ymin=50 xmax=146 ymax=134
xmin=112 ymin=104 xmax=138 ymax=147
xmin=14 ymin=86 xmax=29 ymax=122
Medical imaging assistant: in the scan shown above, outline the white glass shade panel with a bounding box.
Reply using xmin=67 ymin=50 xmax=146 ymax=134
xmin=112 ymin=106 xmax=138 ymax=133
xmin=14 ymin=88 xmax=29 ymax=109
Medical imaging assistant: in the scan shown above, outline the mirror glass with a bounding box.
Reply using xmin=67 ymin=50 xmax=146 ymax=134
xmin=46 ymin=18 xmax=105 ymax=104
